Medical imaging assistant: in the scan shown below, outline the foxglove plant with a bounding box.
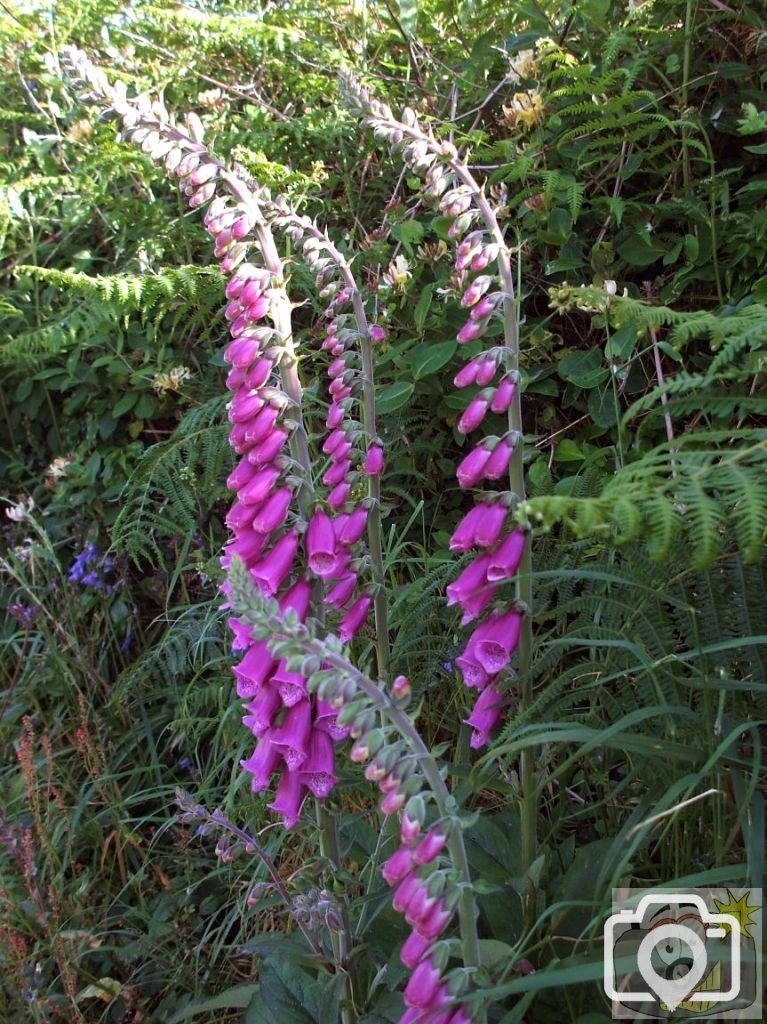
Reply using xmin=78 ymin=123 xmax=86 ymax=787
xmin=60 ymin=49 xmax=540 ymax=1024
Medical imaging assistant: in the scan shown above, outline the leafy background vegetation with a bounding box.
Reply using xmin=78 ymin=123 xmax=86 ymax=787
xmin=1 ymin=0 xmax=765 ymax=1021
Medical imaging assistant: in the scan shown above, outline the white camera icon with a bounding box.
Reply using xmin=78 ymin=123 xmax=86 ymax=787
xmin=604 ymin=893 xmax=741 ymax=1012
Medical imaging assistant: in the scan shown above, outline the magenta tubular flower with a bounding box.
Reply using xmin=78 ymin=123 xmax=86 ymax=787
xmin=251 ymin=487 xmax=292 ymax=534
xmin=222 ymin=530 xmax=268 ymax=569
xmin=456 ymin=444 xmax=492 ymax=489
xmin=279 ymin=578 xmax=312 ymax=621
xmin=323 ymin=458 xmax=352 ymax=488
xmin=465 ymin=683 xmax=506 ymax=749
xmin=404 ymin=956 xmax=442 ymax=1009
xmin=224 ymin=336 xmax=261 ymax=369
xmin=227 ymin=456 xmax=258 ymax=491
xmin=401 ymin=929 xmax=432 ymax=969
xmin=270 ymin=699 xmax=312 ymax=770
xmin=486 ymin=528 xmax=526 ymax=582
xmin=306 ymin=508 xmax=341 ymax=578
xmin=271 ymin=661 xmax=307 ymax=707
xmin=238 ymin=464 xmax=281 ymax=505
xmin=228 ymin=616 xmax=253 ymax=651
xmin=247 ymin=428 xmax=289 ymax=467
xmin=454 ymin=650 xmax=489 ymax=691
xmin=339 ymin=594 xmax=373 ymax=642
xmin=226 ymin=366 xmax=246 ymax=389
xmin=473 ymin=503 xmax=507 ymax=548
xmin=268 ymin=768 xmax=307 ymax=829
xmin=328 ymin=356 xmax=346 ymax=378
xmin=370 ymin=324 xmax=386 ymax=343
xmin=233 ymin=640 xmax=276 ymax=698
xmin=475 ymin=356 xmax=497 ymax=386
xmin=470 ymin=291 xmax=500 ymax=321
xmin=337 ymin=507 xmax=367 ymax=545
xmin=483 ymin=437 xmax=514 ymax=480
xmin=242 ymin=684 xmax=282 ymax=736
xmin=314 ymin=700 xmax=351 ymax=741
xmin=364 ymin=443 xmax=384 ymax=476
xmin=328 ymin=480 xmax=352 ymax=510
xmin=413 ymin=826 xmax=448 ymax=866
xmin=393 ymin=871 xmax=424 ymax=914
xmin=225 ymin=500 xmax=256 ymax=533
xmin=325 ymin=571 xmax=358 ymax=609
xmin=244 ymin=357 xmax=274 ymax=390
xmin=490 ymin=376 xmax=516 ymax=414
xmin=470 ymin=607 xmax=524 ymax=674
xmin=322 ymin=428 xmax=348 ymax=455
xmin=456 ymin=319 xmax=487 ymax=344
xmin=299 ymin=728 xmax=336 ymax=797
xmin=449 ymin=504 xmax=485 ymax=552
xmin=382 ymin=845 xmax=415 ymax=886
xmin=244 ymin=403 xmax=280 ymax=445
xmin=229 ymin=390 xmax=265 ymax=423
xmin=249 ymin=529 xmax=299 ymax=595
xmin=240 ymin=278 xmax=266 ymax=306
xmin=415 ymin=898 xmax=454 ymax=941
xmin=228 ymin=423 xmax=252 ymax=454
xmin=326 ymin=402 xmax=345 ymax=430
xmin=457 ymin=396 xmax=490 ymax=435
xmin=380 ymin=788 xmax=406 ymax=816
xmin=445 ymin=553 xmax=492 ymax=613
xmin=241 ymin=735 xmax=281 ymax=792
xmin=453 ymin=359 xmax=481 ymax=389
xmin=330 ymin=439 xmax=353 ymax=462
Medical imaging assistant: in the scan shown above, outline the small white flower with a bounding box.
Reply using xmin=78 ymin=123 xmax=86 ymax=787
xmin=382 ymin=255 xmax=411 ymax=292
xmin=5 ymin=497 xmax=35 ymax=523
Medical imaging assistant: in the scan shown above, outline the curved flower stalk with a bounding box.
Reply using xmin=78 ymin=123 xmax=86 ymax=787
xmin=228 ymin=556 xmax=482 ymax=1024
xmin=61 ymin=48 xmax=358 ymax=831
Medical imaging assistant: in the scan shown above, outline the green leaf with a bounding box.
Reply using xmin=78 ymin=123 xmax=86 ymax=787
xmin=478 ymin=939 xmax=517 ymax=969
xmin=256 ymin=958 xmax=321 ymax=1024
xmin=558 ymin=350 xmax=608 ymax=389
xmin=112 ymin=391 xmax=138 ymax=418
xmin=398 ymin=0 xmax=417 ymax=37
xmin=408 ymin=340 xmax=457 ymax=379
xmin=391 ymin=219 xmax=423 ymax=253
xmin=414 ymin=283 xmax=435 ymax=333
xmin=376 ymin=380 xmax=415 ymax=414
xmin=167 ymin=984 xmax=260 ymax=1022
xmin=605 ymin=322 xmax=638 ymax=361
xmin=554 ymin=439 xmax=586 ymax=463
xmin=617 ymin=233 xmax=668 ymax=268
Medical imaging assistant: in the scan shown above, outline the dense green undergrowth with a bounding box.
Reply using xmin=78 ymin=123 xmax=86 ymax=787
xmin=1 ymin=0 xmax=765 ymax=1021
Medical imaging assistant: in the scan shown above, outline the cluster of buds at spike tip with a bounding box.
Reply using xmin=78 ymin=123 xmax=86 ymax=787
xmin=340 ymin=74 xmax=532 ymax=749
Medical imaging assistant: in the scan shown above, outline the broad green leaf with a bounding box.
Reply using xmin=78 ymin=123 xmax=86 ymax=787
xmin=256 ymin=958 xmax=321 ymax=1024
xmin=391 ymin=219 xmax=423 ymax=252
xmin=167 ymin=984 xmax=260 ymax=1022
xmin=408 ymin=340 xmax=457 ymax=379
xmin=414 ymin=283 xmax=435 ymax=333
xmin=376 ymin=380 xmax=415 ymax=414
xmin=554 ymin=439 xmax=586 ymax=462
xmin=558 ymin=350 xmax=608 ymax=389
xmin=112 ymin=391 xmax=138 ymax=418
xmin=398 ymin=0 xmax=417 ymax=37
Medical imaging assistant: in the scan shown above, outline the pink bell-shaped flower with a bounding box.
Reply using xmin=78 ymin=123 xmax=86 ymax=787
xmin=299 ymin=728 xmax=336 ymax=797
xmin=268 ymin=767 xmax=306 ymax=829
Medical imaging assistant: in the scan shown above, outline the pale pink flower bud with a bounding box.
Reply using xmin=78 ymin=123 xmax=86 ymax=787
xmin=455 ymin=444 xmax=492 ymax=489
xmin=225 ymin=275 xmax=245 ymax=301
xmin=471 ymin=243 xmax=499 ymax=271
xmin=370 ymin=324 xmax=386 ymax=343
xmin=380 ymin=789 xmax=406 ymax=815
xmin=453 ymin=359 xmax=481 ymax=389
xmin=230 ymin=214 xmax=252 ymax=240
xmin=189 ymin=161 xmax=217 ymax=187
xmin=224 ymin=336 xmax=262 ymax=369
xmin=460 ymin=275 xmax=493 ymax=308
xmin=328 ymin=356 xmax=346 ymax=378
xmin=188 ymin=182 xmax=216 ymax=208
xmin=392 ymin=674 xmax=411 ymax=700
xmin=393 ymin=871 xmax=423 ymax=914
xmin=457 ymin=396 xmax=489 ymax=435
xmin=363 ymin=443 xmax=384 ymax=476
xmin=326 ymin=403 xmax=345 ymax=430
xmin=244 ymin=357 xmax=274 ymax=390
xmin=225 ymin=298 xmax=243 ymax=321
